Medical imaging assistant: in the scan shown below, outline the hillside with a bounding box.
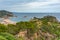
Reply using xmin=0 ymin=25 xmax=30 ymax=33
xmin=0 ymin=10 xmax=13 ymax=18
xmin=0 ymin=11 xmax=60 ymax=40
xmin=0 ymin=10 xmax=15 ymax=25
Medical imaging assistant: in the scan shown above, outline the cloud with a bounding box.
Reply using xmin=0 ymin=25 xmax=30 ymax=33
xmin=25 ymin=0 xmax=60 ymax=8
xmin=10 ymin=0 xmax=60 ymax=9
xmin=47 ymin=0 xmax=60 ymax=2
xmin=0 ymin=0 xmax=60 ymax=12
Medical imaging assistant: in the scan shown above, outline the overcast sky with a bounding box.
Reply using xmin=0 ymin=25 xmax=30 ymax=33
xmin=0 ymin=0 xmax=60 ymax=13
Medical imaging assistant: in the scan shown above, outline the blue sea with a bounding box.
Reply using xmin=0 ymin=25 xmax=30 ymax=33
xmin=10 ymin=13 xmax=60 ymax=22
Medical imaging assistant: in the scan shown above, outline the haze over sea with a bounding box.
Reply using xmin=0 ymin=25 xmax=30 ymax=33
xmin=10 ymin=13 xmax=60 ymax=22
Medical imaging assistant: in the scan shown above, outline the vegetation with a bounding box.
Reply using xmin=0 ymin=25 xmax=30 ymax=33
xmin=0 ymin=11 xmax=60 ymax=40
xmin=0 ymin=10 xmax=14 ymax=18
xmin=0 ymin=32 xmax=16 ymax=40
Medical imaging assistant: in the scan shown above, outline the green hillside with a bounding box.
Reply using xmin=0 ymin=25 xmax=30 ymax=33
xmin=0 ymin=11 xmax=60 ymax=40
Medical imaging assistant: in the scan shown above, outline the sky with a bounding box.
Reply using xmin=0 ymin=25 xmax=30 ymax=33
xmin=0 ymin=0 xmax=60 ymax=13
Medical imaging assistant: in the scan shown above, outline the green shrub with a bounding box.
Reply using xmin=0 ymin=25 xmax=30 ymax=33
xmin=7 ymin=24 xmax=20 ymax=35
xmin=0 ymin=36 xmax=8 ymax=40
xmin=0 ymin=24 xmax=8 ymax=32
xmin=17 ymin=37 xmax=24 ymax=40
xmin=0 ymin=32 xmax=16 ymax=40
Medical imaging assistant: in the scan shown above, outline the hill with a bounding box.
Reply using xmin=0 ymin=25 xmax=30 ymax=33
xmin=0 ymin=10 xmax=15 ymax=25
xmin=0 ymin=10 xmax=13 ymax=18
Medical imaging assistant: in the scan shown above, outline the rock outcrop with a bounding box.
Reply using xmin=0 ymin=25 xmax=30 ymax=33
xmin=1 ymin=19 xmax=16 ymax=25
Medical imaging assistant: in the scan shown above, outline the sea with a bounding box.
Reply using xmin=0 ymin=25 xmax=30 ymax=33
xmin=10 ymin=13 xmax=60 ymax=22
